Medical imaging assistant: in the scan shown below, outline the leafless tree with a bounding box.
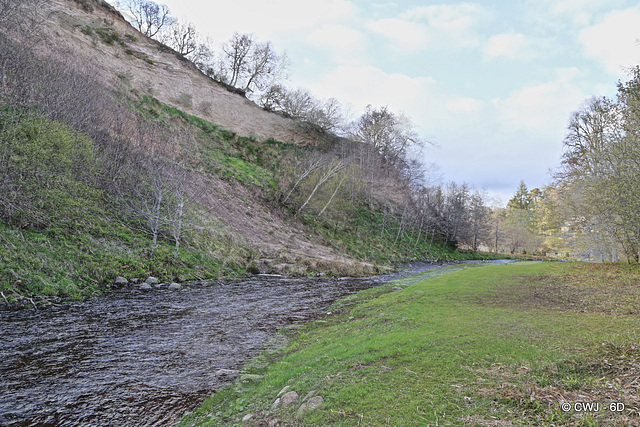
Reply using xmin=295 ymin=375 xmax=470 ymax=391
xmin=214 ymin=33 xmax=288 ymax=96
xmin=221 ymin=32 xmax=253 ymax=88
xmin=279 ymin=87 xmax=315 ymax=118
xmin=282 ymin=152 xmax=328 ymax=204
xmin=351 ymin=106 xmax=423 ymax=171
xmin=465 ymin=189 xmax=490 ymax=251
xmin=259 ymin=84 xmax=287 ymax=112
xmin=120 ymin=0 xmax=175 ymax=38
xmin=242 ymin=41 xmax=281 ymax=93
xmin=297 ymin=159 xmax=346 ymax=215
xmin=161 ymin=20 xmax=198 ymax=56
xmin=188 ymin=38 xmax=215 ymax=73
xmin=263 ymin=86 xmax=344 ymax=133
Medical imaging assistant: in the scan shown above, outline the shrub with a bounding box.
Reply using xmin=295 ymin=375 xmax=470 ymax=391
xmin=73 ymin=0 xmax=94 ymax=12
xmin=80 ymin=25 xmax=94 ymax=35
xmin=0 ymin=112 xmax=100 ymax=229
xmin=95 ymin=27 xmax=122 ymax=45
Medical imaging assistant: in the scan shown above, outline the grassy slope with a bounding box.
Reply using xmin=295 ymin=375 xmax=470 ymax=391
xmin=140 ymin=95 xmax=477 ymax=267
xmin=1 ymin=96 xmax=481 ymax=303
xmin=180 ymin=262 xmax=640 ymax=426
xmin=0 ymin=216 xmax=244 ymax=303
xmin=0 ymin=103 xmax=260 ymax=303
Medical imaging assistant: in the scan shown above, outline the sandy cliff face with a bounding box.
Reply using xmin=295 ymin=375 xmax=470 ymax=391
xmin=27 ymin=0 xmax=367 ymax=273
xmin=43 ymin=0 xmax=314 ymax=145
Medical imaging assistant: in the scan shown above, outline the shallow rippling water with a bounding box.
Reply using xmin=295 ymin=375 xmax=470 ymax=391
xmin=0 ymin=263 xmax=442 ymax=426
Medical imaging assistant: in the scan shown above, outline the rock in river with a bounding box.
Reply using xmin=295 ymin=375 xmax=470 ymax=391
xmin=113 ymin=276 xmax=129 ymax=286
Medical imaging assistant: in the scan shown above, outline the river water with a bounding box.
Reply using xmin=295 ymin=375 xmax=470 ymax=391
xmin=0 ymin=263 xmax=441 ymax=426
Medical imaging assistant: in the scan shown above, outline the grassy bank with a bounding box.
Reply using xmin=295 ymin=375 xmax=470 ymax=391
xmin=0 ymin=216 xmax=252 ymax=304
xmin=180 ymin=262 xmax=640 ymax=426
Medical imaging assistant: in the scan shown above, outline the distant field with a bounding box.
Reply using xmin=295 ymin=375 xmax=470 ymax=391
xmin=181 ymin=262 xmax=640 ymax=426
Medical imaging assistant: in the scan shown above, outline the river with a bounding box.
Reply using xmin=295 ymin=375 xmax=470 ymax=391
xmin=0 ymin=263 xmax=442 ymax=426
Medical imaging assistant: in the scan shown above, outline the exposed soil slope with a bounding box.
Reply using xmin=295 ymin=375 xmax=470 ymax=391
xmin=34 ymin=0 xmax=367 ymax=273
xmin=45 ymin=0 xmax=313 ymax=145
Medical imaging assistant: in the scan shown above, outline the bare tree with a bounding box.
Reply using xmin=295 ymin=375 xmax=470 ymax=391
xmin=188 ymin=38 xmax=215 ymax=73
xmin=221 ymin=32 xmax=253 ymax=88
xmin=351 ymin=106 xmax=423 ymax=171
xmin=120 ymin=0 xmax=175 ymax=38
xmin=259 ymin=84 xmax=287 ymax=112
xmin=557 ymin=73 xmax=640 ymax=262
xmin=161 ymin=20 xmax=198 ymax=56
xmin=279 ymin=87 xmax=316 ymax=118
xmin=466 ymin=190 xmax=490 ymax=251
xmin=262 ymin=86 xmax=344 ymax=133
xmin=215 ymin=33 xmax=288 ymax=97
xmin=242 ymin=41 xmax=281 ymax=93
xmin=297 ymin=159 xmax=346 ymax=215
xmin=317 ymin=167 xmax=351 ymax=217
xmin=282 ymin=152 xmax=327 ymax=204
xmin=164 ymin=129 xmax=202 ymax=258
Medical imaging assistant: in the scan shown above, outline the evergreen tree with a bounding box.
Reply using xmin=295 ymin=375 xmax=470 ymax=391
xmin=507 ymin=180 xmax=531 ymax=210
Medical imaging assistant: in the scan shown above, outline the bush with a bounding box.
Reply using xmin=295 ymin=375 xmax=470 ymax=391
xmin=95 ymin=27 xmax=122 ymax=45
xmin=0 ymin=112 xmax=100 ymax=228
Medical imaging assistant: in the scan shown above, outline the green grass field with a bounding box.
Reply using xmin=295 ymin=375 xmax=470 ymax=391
xmin=180 ymin=262 xmax=640 ymax=426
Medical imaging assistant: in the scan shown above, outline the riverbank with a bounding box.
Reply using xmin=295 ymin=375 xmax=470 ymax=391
xmin=180 ymin=261 xmax=640 ymax=426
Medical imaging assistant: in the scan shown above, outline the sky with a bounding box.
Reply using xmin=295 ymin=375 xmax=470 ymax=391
xmin=112 ymin=0 xmax=640 ymax=204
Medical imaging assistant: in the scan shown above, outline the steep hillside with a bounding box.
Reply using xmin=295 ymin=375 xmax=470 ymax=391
xmin=0 ymin=0 xmax=479 ymax=304
xmin=10 ymin=0 xmax=365 ymax=269
xmin=42 ymin=0 xmax=315 ymax=145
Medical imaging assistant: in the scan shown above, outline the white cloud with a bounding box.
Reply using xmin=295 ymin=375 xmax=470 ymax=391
xmin=579 ymin=8 xmax=640 ymax=75
xmin=306 ymin=24 xmax=367 ymax=64
xmin=366 ymin=3 xmax=490 ymax=51
xmin=484 ymin=33 xmax=537 ymax=61
xmin=401 ymin=3 xmax=488 ymax=28
xmin=526 ymin=0 xmax=622 ymax=28
xmin=306 ymin=65 xmax=437 ymax=117
xmin=366 ymin=18 xmax=429 ymax=51
xmin=491 ymin=68 xmax=585 ymax=136
xmin=446 ymin=97 xmax=483 ymax=113
xmin=547 ymin=0 xmax=614 ymax=15
xmin=159 ymin=0 xmax=358 ymax=41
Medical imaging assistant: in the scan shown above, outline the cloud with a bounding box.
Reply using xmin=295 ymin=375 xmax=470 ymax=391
xmin=579 ymin=8 xmax=640 ymax=75
xmin=366 ymin=3 xmax=490 ymax=51
xmin=446 ymin=97 xmax=483 ymax=114
xmin=526 ymin=0 xmax=620 ymax=28
xmin=366 ymin=18 xmax=429 ymax=51
xmin=402 ymin=3 xmax=487 ymax=26
xmin=306 ymin=24 xmax=367 ymax=64
xmin=158 ymin=0 xmax=358 ymax=42
xmin=305 ymin=65 xmax=437 ymax=117
xmin=483 ymin=33 xmax=538 ymax=61
xmin=491 ymin=68 xmax=585 ymax=136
